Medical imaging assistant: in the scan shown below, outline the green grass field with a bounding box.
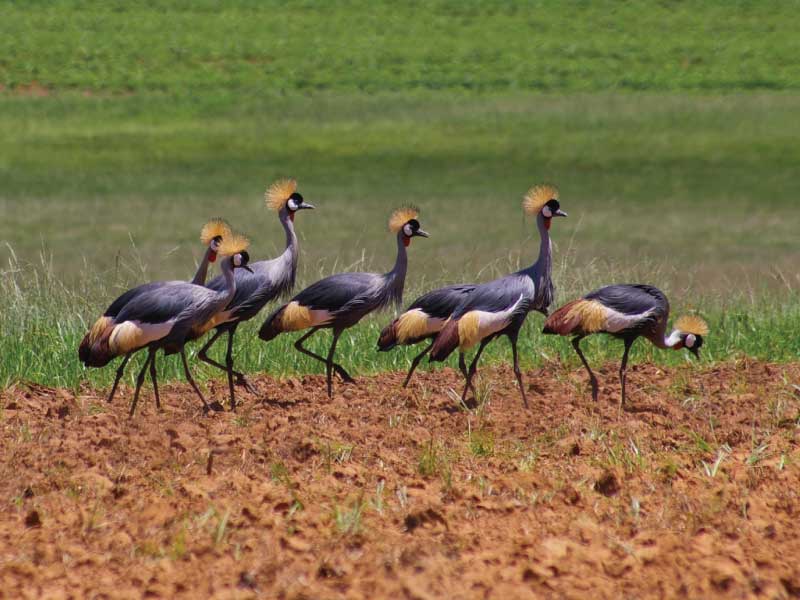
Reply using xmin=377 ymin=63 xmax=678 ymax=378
xmin=1 ymin=1 xmax=798 ymax=389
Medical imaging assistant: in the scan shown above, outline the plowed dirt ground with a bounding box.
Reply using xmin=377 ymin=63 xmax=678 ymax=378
xmin=2 ymin=360 xmax=800 ymax=599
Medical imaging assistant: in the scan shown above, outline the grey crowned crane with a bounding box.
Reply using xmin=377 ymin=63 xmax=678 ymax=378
xmin=377 ymin=284 xmax=476 ymax=387
xmin=260 ymin=207 xmax=429 ymax=398
xmin=429 ymin=185 xmax=567 ymax=407
xmin=79 ymin=218 xmax=232 ymax=404
xmin=80 ymin=232 xmax=253 ymax=416
xmin=190 ymin=179 xmax=314 ymax=410
xmin=543 ymin=284 xmax=708 ymax=409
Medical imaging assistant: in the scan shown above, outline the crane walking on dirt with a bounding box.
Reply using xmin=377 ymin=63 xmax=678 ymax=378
xmin=429 ymin=185 xmax=567 ymax=407
xmin=80 ymin=232 xmax=253 ymax=416
xmin=79 ymin=218 xmax=232 ymax=404
xmin=260 ymin=207 xmax=429 ymax=398
xmin=191 ymin=179 xmax=314 ymax=410
xmin=377 ymin=284 xmax=476 ymax=387
xmin=543 ymin=284 xmax=708 ymax=409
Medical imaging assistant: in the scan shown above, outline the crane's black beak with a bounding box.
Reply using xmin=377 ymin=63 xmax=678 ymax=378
xmin=300 ymin=202 xmax=315 ymax=210
xmin=554 ymin=209 xmax=568 ymax=217
xmin=413 ymin=229 xmax=430 ymax=238
xmin=243 ymin=265 xmax=254 ymax=273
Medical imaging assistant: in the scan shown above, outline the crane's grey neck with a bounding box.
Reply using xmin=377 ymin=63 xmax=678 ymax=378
xmin=216 ymin=258 xmax=237 ymax=307
xmin=384 ymin=232 xmax=408 ymax=307
xmin=279 ymin=209 xmax=299 ymax=267
xmin=660 ymin=329 xmax=683 ymax=349
xmin=521 ymin=214 xmax=552 ymax=280
xmin=191 ymin=247 xmax=215 ymax=286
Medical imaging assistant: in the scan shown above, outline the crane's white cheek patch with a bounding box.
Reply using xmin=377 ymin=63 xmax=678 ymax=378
xmin=109 ymin=320 xmax=175 ymax=354
xmin=685 ymin=334 xmax=696 ymax=348
xmin=542 ymin=206 xmax=553 ymax=218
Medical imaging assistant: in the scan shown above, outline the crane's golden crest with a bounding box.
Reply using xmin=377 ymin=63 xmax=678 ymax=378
xmin=389 ymin=206 xmax=420 ymax=233
xmin=396 ymin=309 xmax=431 ymax=344
xmin=265 ymin=178 xmax=298 ymax=211
xmin=217 ymin=232 xmax=250 ymax=257
xmin=200 ymin=218 xmax=232 ymax=245
xmin=523 ymin=184 xmax=559 ymax=215
xmin=565 ymin=299 xmax=607 ymax=333
xmin=675 ymin=315 xmax=709 ymax=336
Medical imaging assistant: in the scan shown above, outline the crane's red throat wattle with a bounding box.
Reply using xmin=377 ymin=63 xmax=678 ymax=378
xmin=208 ymin=251 xmax=217 ymax=263
xmin=544 ymin=218 xmax=552 ymax=230
xmin=289 ymin=212 xmax=295 ymax=222
xmin=403 ymin=236 xmax=411 ymax=247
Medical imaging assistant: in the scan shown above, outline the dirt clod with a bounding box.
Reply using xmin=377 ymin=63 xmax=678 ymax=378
xmin=594 ymin=471 xmax=620 ymax=497
xmin=24 ymin=510 xmax=41 ymax=528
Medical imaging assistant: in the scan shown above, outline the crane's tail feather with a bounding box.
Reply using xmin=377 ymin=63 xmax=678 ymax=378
xmin=543 ymin=299 xmax=586 ymax=335
xmin=78 ymin=317 xmax=117 ymax=367
xmin=429 ymin=319 xmax=459 ymax=362
xmin=258 ymin=304 xmax=288 ymax=342
xmin=377 ymin=319 xmax=399 ymax=351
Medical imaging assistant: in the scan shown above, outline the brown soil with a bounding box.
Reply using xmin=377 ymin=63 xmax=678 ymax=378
xmin=2 ymin=360 xmax=800 ymax=599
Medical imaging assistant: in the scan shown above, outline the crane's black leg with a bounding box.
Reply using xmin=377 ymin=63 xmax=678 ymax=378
xmin=225 ymin=327 xmax=237 ymax=411
xmin=508 ymin=331 xmax=529 ymax=408
xmin=619 ymin=337 xmax=635 ymax=410
xmin=148 ymin=348 xmax=161 ymax=411
xmin=295 ymin=328 xmax=355 ymax=383
xmin=198 ymin=327 xmax=254 ymax=391
xmin=107 ymin=353 xmax=131 ymax=403
xmin=180 ymin=348 xmax=220 ymax=414
xmin=128 ymin=351 xmax=153 ymax=418
xmin=325 ymin=329 xmax=344 ymax=398
xmin=572 ymin=336 xmax=599 ymax=402
xmin=458 ymin=352 xmax=478 ymax=397
xmin=462 ymin=339 xmax=490 ymax=401
xmin=403 ymin=340 xmax=434 ymax=388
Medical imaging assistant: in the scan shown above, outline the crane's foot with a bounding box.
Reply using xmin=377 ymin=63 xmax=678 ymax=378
xmin=235 ymin=374 xmax=257 ymax=394
xmin=589 ymin=377 xmax=599 ymax=402
xmin=202 ymin=401 xmax=225 ymax=414
xmin=335 ymin=368 xmax=356 ymax=384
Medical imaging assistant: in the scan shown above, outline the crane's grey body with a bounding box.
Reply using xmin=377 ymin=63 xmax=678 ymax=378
xmin=542 ymin=283 xmax=703 ymax=408
xmin=260 ymin=225 xmax=424 ymax=397
xmin=378 ymin=283 xmax=476 ymax=387
xmin=583 ymin=284 xmax=670 ymax=344
xmin=430 ymin=210 xmax=559 ymax=406
xmin=194 ymin=205 xmax=309 ymax=409
xmin=79 ymin=243 xmax=221 ymax=409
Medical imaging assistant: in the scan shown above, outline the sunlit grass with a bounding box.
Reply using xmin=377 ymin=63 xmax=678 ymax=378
xmin=2 ymin=245 xmax=798 ymax=391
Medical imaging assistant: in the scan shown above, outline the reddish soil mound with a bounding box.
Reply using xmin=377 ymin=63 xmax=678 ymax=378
xmin=2 ymin=360 xmax=799 ymax=599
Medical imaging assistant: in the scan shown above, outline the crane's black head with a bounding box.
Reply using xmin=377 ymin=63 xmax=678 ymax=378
xmin=401 ymin=218 xmax=429 ymax=247
xmin=231 ymin=251 xmax=253 ymax=273
xmin=286 ymin=192 xmax=314 ymax=220
xmin=683 ymin=333 xmax=703 ymax=358
xmin=541 ymin=199 xmax=567 ymax=230
xmin=523 ymin=184 xmax=566 ymax=229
